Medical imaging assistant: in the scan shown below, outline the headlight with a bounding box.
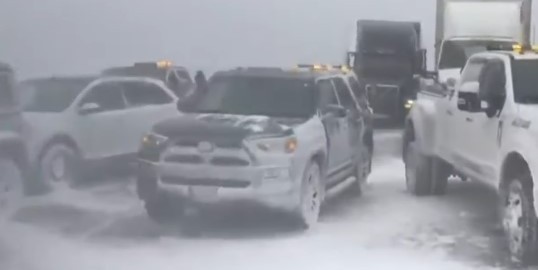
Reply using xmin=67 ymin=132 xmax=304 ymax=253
xmin=251 ymin=136 xmax=298 ymax=154
xmin=141 ymin=133 xmax=168 ymax=147
xmin=139 ymin=133 xmax=168 ymax=161
xmin=404 ymin=99 xmax=414 ymax=109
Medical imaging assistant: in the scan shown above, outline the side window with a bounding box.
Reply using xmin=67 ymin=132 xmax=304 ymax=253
xmin=460 ymin=59 xmax=487 ymax=84
xmin=348 ymin=76 xmax=368 ymax=110
xmin=317 ymin=79 xmax=339 ymax=108
xmin=79 ymin=82 xmax=126 ymax=111
xmin=332 ymin=77 xmax=357 ymax=109
xmin=0 ymin=72 xmax=15 ymax=107
xmin=166 ymin=71 xmax=180 ymax=93
xmin=123 ymin=81 xmax=173 ymax=107
xmin=175 ymin=70 xmax=193 ymax=95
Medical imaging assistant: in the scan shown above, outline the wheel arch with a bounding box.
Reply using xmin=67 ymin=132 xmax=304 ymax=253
xmin=500 ymin=151 xmax=533 ymax=192
xmin=37 ymin=134 xmax=80 ymax=163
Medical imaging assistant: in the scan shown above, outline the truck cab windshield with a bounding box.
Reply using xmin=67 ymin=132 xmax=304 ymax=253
xmin=191 ymin=76 xmax=316 ymax=118
xmin=438 ymin=39 xmax=517 ymax=69
xmin=512 ymin=59 xmax=538 ymax=104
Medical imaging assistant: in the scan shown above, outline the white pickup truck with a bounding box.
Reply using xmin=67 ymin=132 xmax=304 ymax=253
xmin=403 ymin=45 xmax=538 ymax=264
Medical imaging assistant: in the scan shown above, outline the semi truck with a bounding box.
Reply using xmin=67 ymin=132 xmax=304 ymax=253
xmin=346 ymin=20 xmax=426 ymax=124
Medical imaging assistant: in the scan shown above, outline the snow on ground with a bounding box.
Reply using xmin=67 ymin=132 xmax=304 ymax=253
xmin=0 ymin=130 xmax=513 ymax=270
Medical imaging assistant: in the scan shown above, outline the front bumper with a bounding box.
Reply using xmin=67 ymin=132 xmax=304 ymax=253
xmin=136 ymin=159 xmax=300 ymax=212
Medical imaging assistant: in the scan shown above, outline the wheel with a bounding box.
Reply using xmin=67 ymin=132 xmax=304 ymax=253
xmin=404 ymin=141 xmax=432 ymax=196
xmin=0 ymin=158 xmax=24 ymax=218
xmin=350 ymin=146 xmax=371 ymax=195
xmin=39 ymin=144 xmax=80 ymax=190
xmin=430 ymin=157 xmax=449 ymax=195
xmin=501 ymin=174 xmax=538 ymax=265
xmin=295 ymin=161 xmax=322 ymax=229
xmin=144 ymin=191 xmax=184 ymax=224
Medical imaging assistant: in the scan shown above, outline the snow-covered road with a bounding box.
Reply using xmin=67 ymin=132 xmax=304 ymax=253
xmin=0 ymin=130 xmax=513 ymax=270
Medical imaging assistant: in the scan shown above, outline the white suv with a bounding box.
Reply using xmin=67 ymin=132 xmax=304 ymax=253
xmin=19 ymin=76 xmax=179 ymax=191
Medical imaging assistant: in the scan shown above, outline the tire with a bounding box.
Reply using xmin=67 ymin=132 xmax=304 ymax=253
xmin=404 ymin=141 xmax=432 ymax=196
xmin=0 ymin=158 xmax=24 ymax=218
xmin=39 ymin=144 xmax=80 ymax=191
xmin=144 ymin=191 xmax=184 ymax=224
xmin=430 ymin=157 xmax=449 ymax=195
xmin=501 ymin=174 xmax=538 ymax=265
xmin=295 ymin=161 xmax=322 ymax=229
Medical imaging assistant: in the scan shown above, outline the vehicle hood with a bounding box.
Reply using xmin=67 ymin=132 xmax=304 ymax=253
xmin=152 ymin=113 xmax=297 ymax=139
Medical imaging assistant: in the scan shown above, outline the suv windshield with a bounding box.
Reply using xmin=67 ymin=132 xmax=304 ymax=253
xmin=20 ymin=78 xmax=94 ymax=112
xmin=512 ymin=59 xmax=538 ymax=104
xmin=192 ymin=76 xmax=316 ymax=118
xmin=438 ymin=40 xmax=517 ymax=69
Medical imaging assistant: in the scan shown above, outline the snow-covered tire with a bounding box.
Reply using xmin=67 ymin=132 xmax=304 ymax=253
xmin=0 ymin=158 xmax=24 ymax=218
xmin=144 ymin=191 xmax=184 ymax=224
xmin=430 ymin=157 xmax=449 ymax=195
xmin=501 ymin=174 xmax=538 ymax=265
xmin=295 ymin=161 xmax=322 ymax=229
xmin=404 ymin=141 xmax=432 ymax=196
xmin=39 ymin=144 xmax=80 ymax=191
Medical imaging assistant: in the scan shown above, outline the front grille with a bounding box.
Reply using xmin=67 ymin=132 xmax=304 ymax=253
xmin=211 ymin=156 xmax=249 ymax=167
xmin=161 ymin=137 xmax=251 ymax=166
xmin=164 ymin=154 xmax=203 ymax=164
xmin=161 ymin=176 xmax=250 ymax=188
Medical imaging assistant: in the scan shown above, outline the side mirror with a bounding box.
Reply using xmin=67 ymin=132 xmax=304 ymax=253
xmin=445 ymin=77 xmax=457 ymax=89
xmin=457 ymin=92 xmax=480 ymax=112
xmin=78 ymin=102 xmax=101 ymax=115
xmin=323 ymin=104 xmax=347 ymax=118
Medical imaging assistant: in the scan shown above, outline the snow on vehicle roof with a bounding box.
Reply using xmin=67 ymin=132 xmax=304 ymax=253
xmin=211 ymin=66 xmax=347 ymax=81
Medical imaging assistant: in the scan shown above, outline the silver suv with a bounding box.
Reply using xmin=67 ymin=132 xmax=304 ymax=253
xmin=136 ymin=66 xmax=373 ymax=229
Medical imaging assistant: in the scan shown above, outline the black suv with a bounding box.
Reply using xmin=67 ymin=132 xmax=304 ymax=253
xmin=0 ymin=62 xmax=31 ymax=216
xmin=136 ymin=66 xmax=373 ymax=228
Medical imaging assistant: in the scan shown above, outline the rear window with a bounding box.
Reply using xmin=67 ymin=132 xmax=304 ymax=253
xmin=512 ymin=59 xmax=538 ymax=104
xmin=20 ymin=78 xmax=93 ymax=112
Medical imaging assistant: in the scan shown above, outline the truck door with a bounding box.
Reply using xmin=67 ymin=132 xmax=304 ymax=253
xmin=317 ymin=79 xmax=349 ymax=180
xmin=449 ymin=57 xmax=488 ymax=177
xmin=466 ymin=58 xmax=508 ymax=183
xmin=332 ymin=77 xmax=363 ymax=163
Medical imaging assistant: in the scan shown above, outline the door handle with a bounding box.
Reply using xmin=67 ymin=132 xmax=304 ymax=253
xmin=446 ymin=109 xmax=453 ymax=116
xmin=465 ymin=117 xmax=473 ymax=122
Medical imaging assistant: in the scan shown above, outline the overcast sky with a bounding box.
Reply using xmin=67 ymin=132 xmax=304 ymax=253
xmin=1 ymin=0 xmax=536 ymax=79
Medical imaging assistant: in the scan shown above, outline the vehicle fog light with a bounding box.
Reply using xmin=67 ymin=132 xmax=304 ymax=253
xmin=262 ymin=167 xmax=289 ymax=180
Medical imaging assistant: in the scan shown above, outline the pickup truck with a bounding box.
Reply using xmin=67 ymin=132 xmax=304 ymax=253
xmin=403 ymin=45 xmax=538 ymax=265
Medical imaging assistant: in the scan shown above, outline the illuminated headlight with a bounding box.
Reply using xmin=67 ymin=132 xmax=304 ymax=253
xmin=250 ymin=136 xmax=298 ymax=154
xmin=142 ymin=133 xmax=168 ymax=147
xmin=139 ymin=133 xmax=168 ymax=161
xmin=404 ymin=99 xmax=414 ymax=109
